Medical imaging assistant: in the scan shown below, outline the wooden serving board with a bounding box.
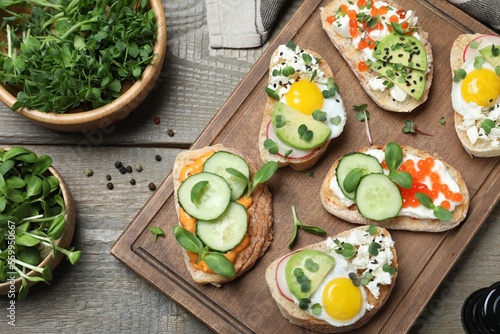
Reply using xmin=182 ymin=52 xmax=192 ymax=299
xmin=111 ymin=1 xmax=500 ymax=333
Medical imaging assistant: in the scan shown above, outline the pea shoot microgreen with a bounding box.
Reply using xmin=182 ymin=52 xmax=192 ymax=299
xmin=480 ymin=119 xmax=496 ymax=135
xmin=288 ymin=206 xmax=327 ymax=249
xmin=191 ymin=181 xmax=208 ymax=206
xmin=384 ymin=142 xmax=412 ymax=189
xmin=473 ymin=56 xmax=486 ymax=70
xmin=172 ymin=226 xmax=236 ymax=278
xmin=1 ymin=0 xmax=158 ymax=113
xmin=150 ymin=227 xmax=165 ymax=243
xmin=402 ymin=120 xmax=434 ymax=136
xmin=333 ymin=239 xmax=356 ymax=258
xmin=353 ymin=104 xmax=373 ymax=145
xmin=265 ymin=87 xmax=280 ymax=100
xmin=453 ymin=69 xmax=467 ymax=82
xmin=349 ymin=271 xmax=373 ymax=286
xmin=366 ymin=224 xmax=378 ymax=236
xmin=0 ymin=147 xmax=81 ymax=300
xmin=286 ymin=40 xmax=297 ymax=50
xmin=226 ymin=161 xmax=278 ymax=198
xmin=322 ymin=77 xmax=339 ymax=98
xmin=312 ymin=110 xmax=327 ymax=122
xmin=369 ymin=241 xmax=382 ymax=256
xmin=263 ymin=139 xmax=279 ymax=155
xmin=302 ymin=53 xmax=313 ymax=64
xmin=414 ymin=192 xmax=453 ymax=222
xmin=282 ymin=66 xmax=296 ymax=77
xmin=383 ymin=263 xmax=397 ymax=275
xmin=298 ymin=124 xmax=313 ymax=141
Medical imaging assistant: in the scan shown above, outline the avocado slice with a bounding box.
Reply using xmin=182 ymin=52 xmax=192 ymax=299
xmin=272 ymin=102 xmax=331 ymax=150
xmin=284 ymin=250 xmax=335 ymax=300
xmin=371 ymin=60 xmax=426 ymax=100
xmin=373 ymin=32 xmax=427 ymax=71
xmin=479 ymin=44 xmax=500 ymax=68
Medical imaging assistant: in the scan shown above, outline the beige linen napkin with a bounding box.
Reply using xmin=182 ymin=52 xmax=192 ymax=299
xmin=205 ymin=0 xmax=287 ymax=48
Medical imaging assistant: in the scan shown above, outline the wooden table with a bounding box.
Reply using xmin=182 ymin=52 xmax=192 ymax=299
xmin=1 ymin=0 xmax=499 ymax=333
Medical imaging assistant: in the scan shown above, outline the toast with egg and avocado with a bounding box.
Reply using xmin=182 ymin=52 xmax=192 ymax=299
xmin=172 ymin=144 xmax=275 ymax=286
xmin=265 ymin=225 xmax=398 ymax=333
xmin=259 ymin=41 xmax=347 ymax=171
xmin=320 ymin=143 xmax=469 ymax=232
xmin=451 ymin=33 xmax=500 ymax=157
xmin=320 ymin=0 xmax=433 ymax=112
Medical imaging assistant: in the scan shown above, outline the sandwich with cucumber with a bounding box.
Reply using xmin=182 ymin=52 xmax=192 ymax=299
xmin=320 ymin=143 xmax=469 ymax=232
xmin=172 ymin=144 xmax=276 ymax=286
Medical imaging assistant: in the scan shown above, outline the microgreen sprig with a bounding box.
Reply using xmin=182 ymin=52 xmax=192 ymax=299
xmin=150 ymin=227 xmax=165 ymax=243
xmin=402 ymin=120 xmax=434 ymax=136
xmin=385 ymin=142 xmax=412 ymax=189
xmin=414 ymin=192 xmax=453 ymax=222
xmin=226 ymin=161 xmax=278 ymax=198
xmin=288 ymin=206 xmax=327 ymax=249
xmin=349 ymin=271 xmax=373 ymax=286
xmin=172 ymin=226 xmax=236 ymax=278
xmin=333 ymin=239 xmax=356 ymax=258
xmin=353 ymin=104 xmax=372 ymax=145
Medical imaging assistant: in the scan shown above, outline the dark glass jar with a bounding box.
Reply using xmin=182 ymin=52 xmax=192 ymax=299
xmin=461 ymin=281 xmax=500 ymax=334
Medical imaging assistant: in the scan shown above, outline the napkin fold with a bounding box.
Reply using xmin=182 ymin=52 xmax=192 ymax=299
xmin=205 ymin=0 xmax=500 ymax=49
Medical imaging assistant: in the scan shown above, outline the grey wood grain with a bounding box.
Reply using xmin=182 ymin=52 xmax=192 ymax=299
xmin=0 ymin=0 xmax=499 ymax=333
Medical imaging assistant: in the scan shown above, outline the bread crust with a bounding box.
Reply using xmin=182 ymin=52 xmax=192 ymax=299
xmin=450 ymin=33 xmax=500 ymax=157
xmin=258 ymin=48 xmax=339 ymax=171
xmin=265 ymin=226 xmax=398 ymax=333
xmin=320 ymin=0 xmax=433 ymax=112
xmin=320 ymin=145 xmax=470 ymax=232
xmin=172 ymin=144 xmax=273 ymax=285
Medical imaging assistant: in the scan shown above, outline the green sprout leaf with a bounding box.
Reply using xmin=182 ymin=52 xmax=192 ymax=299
xmin=322 ymin=77 xmax=339 ymax=98
xmin=191 ymin=181 xmax=209 ymax=206
xmin=481 ymin=119 xmax=496 ymax=135
xmin=282 ymin=66 xmax=296 ymax=77
xmin=288 ymin=206 xmax=327 ymax=249
xmin=383 ymin=263 xmax=397 ymax=275
xmin=286 ymin=40 xmax=297 ymax=50
xmin=433 ymin=206 xmax=453 ymax=222
xmin=302 ymin=53 xmax=313 ymax=64
xmin=150 ymin=227 xmax=165 ymax=243
xmin=385 ymin=142 xmax=404 ymax=172
xmin=330 ymin=116 xmax=341 ymax=125
xmin=343 ymin=168 xmax=363 ymax=193
xmin=366 ymin=224 xmax=378 ymax=236
xmin=388 ymin=171 xmax=412 ymax=189
xmin=402 ymin=120 xmax=416 ymax=133
xmin=470 ymin=40 xmax=480 ymax=49
xmin=275 ymin=114 xmax=286 ymax=128
xmin=438 ymin=117 xmax=445 ymax=125
xmin=391 ymin=21 xmax=404 ymax=34
xmin=312 ymin=110 xmax=327 ymax=122
xmin=369 ymin=242 xmax=381 ymax=256
xmin=298 ymin=124 xmax=313 ymax=141
xmin=173 ymin=226 xmax=203 ymax=254
xmin=473 ymin=56 xmax=486 ymax=69
xmin=265 ymin=87 xmax=280 ymax=100
xmin=310 ymin=69 xmax=317 ymax=82
xmin=203 ymin=252 xmax=236 ymax=278
xmin=334 ymin=239 xmax=356 ymax=258
xmin=453 ymin=69 xmax=467 ymax=82
xmin=415 ymin=192 xmax=434 ymax=209
xmin=263 ymin=139 xmax=279 ymax=155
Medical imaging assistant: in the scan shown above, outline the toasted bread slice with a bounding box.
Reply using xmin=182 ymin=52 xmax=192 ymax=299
xmin=265 ymin=226 xmax=398 ymax=333
xmin=172 ymin=144 xmax=273 ymax=286
xmin=451 ymin=33 xmax=500 ymax=157
xmin=320 ymin=145 xmax=469 ymax=232
xmin=259 ymin=45 xmax=346 ymax=171
xmin=320 ymin=0 xmax=433 ymax=112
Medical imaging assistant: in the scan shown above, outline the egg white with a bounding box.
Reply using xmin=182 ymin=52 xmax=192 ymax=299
xmin=307 ymin=252 xmax=368 ymax=327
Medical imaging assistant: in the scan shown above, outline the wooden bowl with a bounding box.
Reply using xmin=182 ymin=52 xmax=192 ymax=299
xmin=0 ymin=0 xmax=167 ymax=132
xmin=0 ymin=165 xmax=76 ymax=295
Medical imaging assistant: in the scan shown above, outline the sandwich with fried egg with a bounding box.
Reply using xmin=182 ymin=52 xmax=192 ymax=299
xmin=259 ymin=41 xmax=347 ymax=171
xmin=265 ymin=225 xmax=397 ymax=333
xmin=451 ymin=33 xmax=500 ymax=157
xmin=320 ymin=0 xmax=433 ymax=112
xmin=172 ymin=144 xmax=274 ymax=286
xmin=320 ymin=142 xmax=469 ymax=232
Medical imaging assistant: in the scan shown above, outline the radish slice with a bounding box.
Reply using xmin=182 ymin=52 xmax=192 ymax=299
xmin=266 ymin=121 xmax=315 ymax=159
xmin=463 ymin=34 xmax=500 ymax=62
xmin=275 ymin=252 xmax=294 ymax=302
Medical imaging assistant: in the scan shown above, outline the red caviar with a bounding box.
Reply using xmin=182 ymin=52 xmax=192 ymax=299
xmin=327 ymin=16 xmax=336 ymax=24
xmin=357 ymin=61 xmax=370 ymax=72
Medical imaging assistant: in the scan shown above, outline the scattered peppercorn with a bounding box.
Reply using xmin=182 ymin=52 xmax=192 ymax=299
xmin=154 ymin=116 xmax=161 ymax=125
xmin=106 ymin=175 xmax=112 ymax=181
xmin=135 ymin=164 xmax=143 ymax=172
xmin=130 ymin=179 xmax=136 ymax=185
xmin=114 ymin=161 xmax=123 ymax=169
xmin=155 ymin=154 xmax=161 ymax=161
xmin=119 ymin=166 xmax=127 ymax=174
xmin=167 ymin=129 xmax=175 ymax=137
xmin=148 ymin=182 xmax=157 ymax=191
xmin=84 ymin=169 xmax=93 ymax=177
xmin=107 ymin=182 xmax=114 ymax=190
xmin=126 ymin=165 xmax=133 ymax=173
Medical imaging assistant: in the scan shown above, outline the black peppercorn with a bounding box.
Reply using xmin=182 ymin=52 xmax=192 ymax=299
xmin=114 ymin=161 xmax=123 ymax=169
xmin=155 ymin=154 xmax=161 ymax=161
xmin=148 ymin=182 xmax=156 ymax=191
xmin=106 ymin=175 xmax=111 ymax=181
xmin=126 ymin=165 xmax=133 ymax=173
xmin=107 ymin=182 xmax=114 ymax=190
xmin=167 ymin=129 xmax=175 ymax=137
xmin=130 ymin=179 xmax=136 ymax=185
xmin=119 ymin=166 xmax=126 ymax=174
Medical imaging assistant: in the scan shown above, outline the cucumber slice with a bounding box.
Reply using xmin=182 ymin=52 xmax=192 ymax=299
xmin=178 ymin=172 xmax=231 ymax=221
xmin=196 ymin=202 xmax=248 ymax=252
xmin=355 ymin=173 xmax=402 ymax=221
xmin=203 ymin=151 xmax=250 ymax=200
xmin=335 ymin=152 xmax=383 ymax=200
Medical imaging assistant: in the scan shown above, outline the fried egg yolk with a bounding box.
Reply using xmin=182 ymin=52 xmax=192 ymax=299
xmin=285 ymin=80 xmax=324 ymax=116
xmin=461 ymin=69 xmax=500 ymax=107
xmin=322 ymin=277 xmax=363 ymax=321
